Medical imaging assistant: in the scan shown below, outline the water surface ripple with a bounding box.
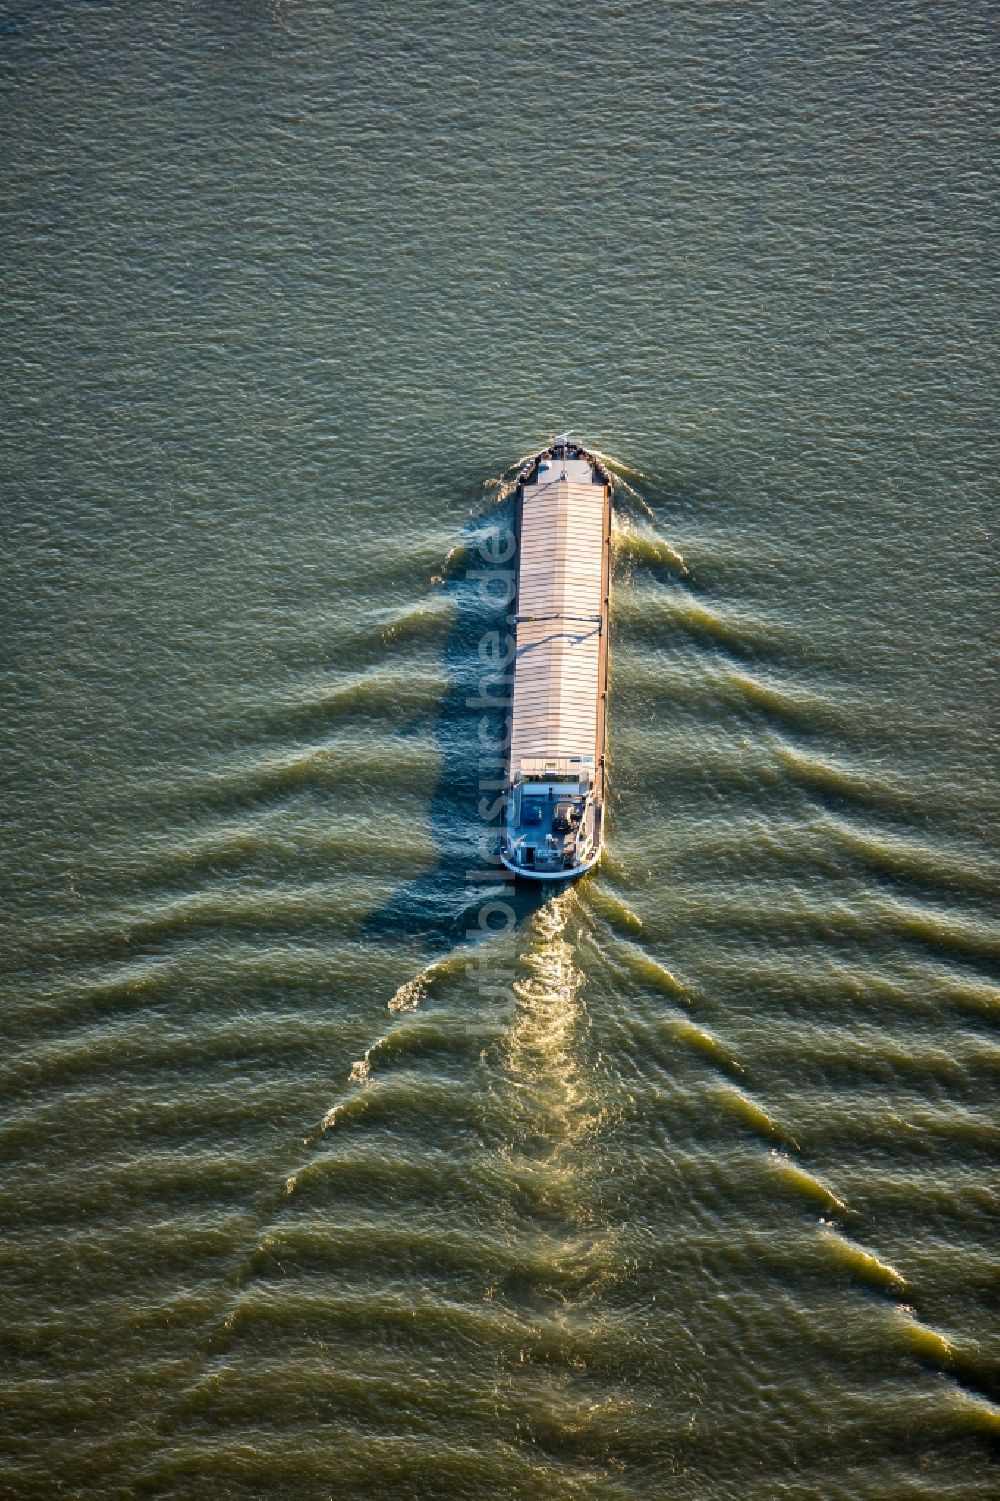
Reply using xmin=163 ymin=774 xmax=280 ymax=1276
xmin=1 ymin=2 xmax=996 ymax=1498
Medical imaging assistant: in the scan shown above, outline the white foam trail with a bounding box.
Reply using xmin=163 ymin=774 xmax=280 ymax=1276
xmin=319 ymin=941 xmax=476 ymax=1129
xmin=584 ymin=445 xmax=660 ymax=522
xmin=388 ymin=972 xmax=428 ymax=1014
xmin=583 ymin=443 xmax=649 ymax=482
xmin=506 ymin=889 xmax=600 ymax=1149
xmin=313 ymin=1032 xmax=385 ymax=1140
xmin=387 ymin=942 xmax=471 ymax=1014
xmin=430 ymin=541 xmax=467 ymax=585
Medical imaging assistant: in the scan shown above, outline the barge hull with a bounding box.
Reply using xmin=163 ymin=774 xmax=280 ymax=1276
xmin=500 ymin=441 xmax=612 ymax=880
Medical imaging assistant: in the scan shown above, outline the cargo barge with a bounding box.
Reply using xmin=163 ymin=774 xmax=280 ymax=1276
xmin=499 ymin=437 xmax=612 ymax=881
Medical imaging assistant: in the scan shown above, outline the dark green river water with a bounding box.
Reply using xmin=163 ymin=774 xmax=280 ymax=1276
xmin=1 ymin=2 xmax=997 ymax=1497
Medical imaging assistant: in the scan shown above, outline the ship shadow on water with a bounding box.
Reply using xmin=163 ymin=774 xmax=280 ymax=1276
xmin=359 ymin=479 xmax=551 ymax=956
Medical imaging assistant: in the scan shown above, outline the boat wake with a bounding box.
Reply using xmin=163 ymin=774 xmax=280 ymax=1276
xmin=483 ymin=437 xmax=689 ymax=574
